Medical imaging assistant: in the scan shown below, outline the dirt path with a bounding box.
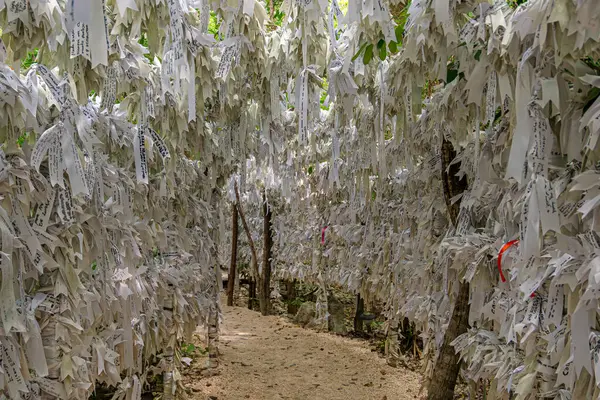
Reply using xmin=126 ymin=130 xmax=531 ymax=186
xmin=184 ymin=303 xmax=424 ymax=400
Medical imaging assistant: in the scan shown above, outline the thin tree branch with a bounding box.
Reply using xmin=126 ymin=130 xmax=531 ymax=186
xmin=226 ymin=202 xmax=239 ymax=306
xmin=234 ymin=181 xmax=259 ymax=280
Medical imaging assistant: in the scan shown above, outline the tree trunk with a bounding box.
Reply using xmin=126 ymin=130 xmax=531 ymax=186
xmin=260 ymin=189 xmax=272 ymax=315
xmin=286 ymin=280 xmax=298 ymax=314
xmin=386 ymin=296 xmax=401 ymax=367
xmin=163 ymin=290 xmax=176 ymax=399
xmin=207 ymin=189 xmax=221 ymax=371
xmin=227 ymin=203 xmax=239 ymax=307
xmin=354 ymin=293 xmax=364 ymax=333
xmin=207 ymin=307 xmax=219 ymax=368
xmin=248 ymin=279 xmax=257 ymax=310
xmin=427 ymin=282 xmax=470 ymax=400
xmin=427 ymin=137 xmax=471 ymax=400
xmin=234 ymin=181 xmax=261 ymax=312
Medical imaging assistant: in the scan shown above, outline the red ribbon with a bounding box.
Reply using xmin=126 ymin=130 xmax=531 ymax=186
xmin=321 ymin=226 xmax=328 ymax=245
xmin=497 ymin=239 xmax=535 ymax=298
xmin=497 ymin=240 xmax=519 ymax=283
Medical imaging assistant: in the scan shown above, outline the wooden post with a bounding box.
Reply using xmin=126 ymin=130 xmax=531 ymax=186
xmin=227 ymin=203 xmax=239 ymax=307
xmin=354 ymin=293 xmax=364 ymax=333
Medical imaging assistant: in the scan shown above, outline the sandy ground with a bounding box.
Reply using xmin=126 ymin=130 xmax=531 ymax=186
xmin=184 ymin=303 xmax=425 ymax=400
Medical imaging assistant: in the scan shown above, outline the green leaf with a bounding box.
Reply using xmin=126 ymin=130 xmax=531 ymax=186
xmin=363 ymin=44 xmax=374 ymax=65
xmin=307 ymin=165 xmax=314 ymax=175
xmin=583 ymin=87 xmax=600 ymax=114
xmin=21 ymin=49 xmax=39 ymax=70
xmin=379 ymin=45 xmax=387 ymax=61
xmin=377 ymin=39 xmax=385 ymax=49
xmin=474 ymin=49 xmax=482 ymax=61
xmin=352 ymin=42 xmax=368 ymax=61
xmin=389 ymin=41 xmax=398 ymax=54
xmin=16 ymin=132 xmax=28 ymax=147
xmin=446 ymin=68 xmax=458 ymax=84
xmin=395 ymin=25 xmax=404 ymax=43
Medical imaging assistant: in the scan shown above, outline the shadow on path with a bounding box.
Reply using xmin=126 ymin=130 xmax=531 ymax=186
xmin=185 ymin=303 xmax=424 ymax=400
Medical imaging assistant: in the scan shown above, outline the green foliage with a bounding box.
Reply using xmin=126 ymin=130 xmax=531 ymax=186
xmin=16 ymin=132 xmax=28 ymax=147
xmin=507 ymin=0 xmax=528 ymax=9
xmin=273 ymin=8 xmax=285 ymax=27
xmin=392 ymin=4 xmax=409 ymax=45
xmin=138 ymin=34 xmax=148 ymax=47
xmin=377 ymin=39 xmax=387 ymax=61
xmin=446 ymin=57 xmax=460 ymax=84
xmin=320 ymin=78 xmax=329 ymax=110
xmin=583 ymin=56 xmax=600 ymax=72
xmin=352 ymin=1 xmax=409 ymax=65
xmin=180 ymin=342 xmax=207 ymax=357
xmin=479 ymin=107 xmax=502 ymax=130
xmin=363 ymin=44 xmax=374 ymax=65
xmin=138 ymin=34 xmax=154 ymax=62
xmin=283 ymin=298 xmax=304 ymax=307
xmin=21 ymin=49 xmax=38 ymax=70
xmin=369 ymin=320 xmax=384 ymax=331
xmin=337 ymin=0 xmax=348 ymax=14
xmin=422 ymin=80 xmax=434 ymax=99
xmin=266 ymin=0 xmax=285 ymax=28
xmin=583 ymin=87 xmax=600 ymax=114
xmin=446 ymin=68 xmax=458 ymax=84
xmin=352 ymin=42 xmax=367 ymax=62
xmin=208 ymin=11 xmax=220 ymax=39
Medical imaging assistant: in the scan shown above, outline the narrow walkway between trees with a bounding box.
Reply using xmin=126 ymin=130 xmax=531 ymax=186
xmin=186 ymin=304 xmax=424 ymax=400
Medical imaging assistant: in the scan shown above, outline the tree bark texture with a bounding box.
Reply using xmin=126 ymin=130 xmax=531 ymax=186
xmin=260 ymin=190 xmax=273 ymax=315
xmin=315 ymin=247 xmax=328 ymax=331
xmin=427 ymin=137 xmax=471 ymax=400
xmin=234 ymin=181 xmax=262 ymax=311
xmin=227 ymin=203 xmax=239 ymax=307
xmin=248 ymin=280 xmax=257 ymax=310
xmin=207 ymin=190 xmax=221 ymax=369
xmin=286 ymin=280 xmax=298 ymax=314
xmin=386 ymin=295 xmax=401 ymax=367
xmin=207 ymin=307 xmax=219 ymax=368
xmin=427 ymin=282 xmax=470 ymax=400
xmin=354 ymin=294 xmax=364 ymax=333
xmin=163 ymin=292 xmax=176 ymax=398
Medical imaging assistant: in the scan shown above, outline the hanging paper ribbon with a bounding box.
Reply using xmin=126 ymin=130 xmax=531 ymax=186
xmin=497 ymin=239 xmax=535 ymax=297
xmin=497 ymin=239 xmax=519 ymax=283
xmin=321 ymin=226 xmax=328 ymax=245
